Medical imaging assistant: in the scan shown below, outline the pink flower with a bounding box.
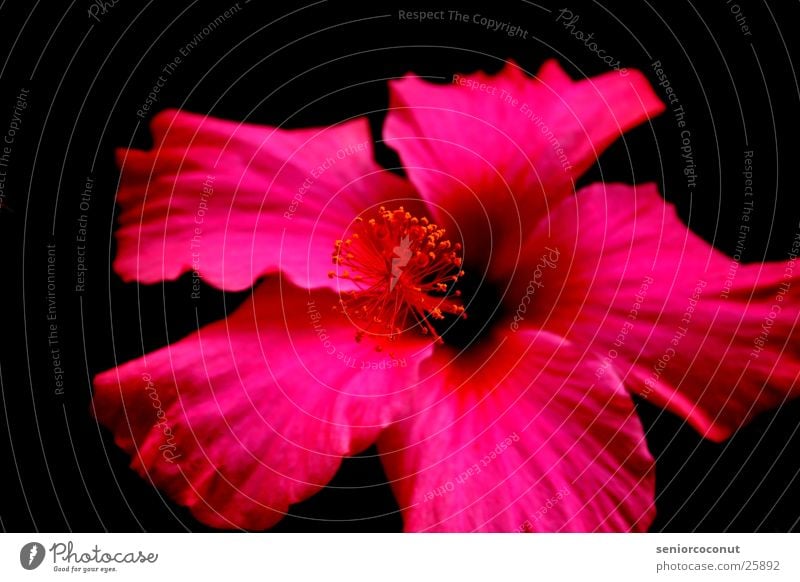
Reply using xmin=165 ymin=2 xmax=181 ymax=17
xmin=93 ymin=60 xmax=800 ymax=532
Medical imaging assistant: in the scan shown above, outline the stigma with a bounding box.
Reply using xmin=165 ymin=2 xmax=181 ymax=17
xmin=329 ymin=206 xmax=465 ymax=343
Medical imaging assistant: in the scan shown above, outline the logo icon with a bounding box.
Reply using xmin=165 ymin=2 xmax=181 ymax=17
xmin=390 ymin=235 xmax=413 ymax=291
xmin=20 ymin=542 xmax=45 ymax=570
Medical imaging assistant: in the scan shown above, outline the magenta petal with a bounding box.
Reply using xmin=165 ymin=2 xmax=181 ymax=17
xmin=384 ymin=61 xmax=665 ymax=269
xmin=92 ymin=277 xmax=433 ymax=530
xmin=114 ymin=109 xmax=418 ymax=291
xmin=518 ymin=182 xmax=800 ymax=441
xmin=378 ymin=331 xmax=655 ymax=532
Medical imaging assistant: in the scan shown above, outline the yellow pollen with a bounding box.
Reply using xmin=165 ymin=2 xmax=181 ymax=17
xmin=330 ymin=206 xmax=465 ymax=343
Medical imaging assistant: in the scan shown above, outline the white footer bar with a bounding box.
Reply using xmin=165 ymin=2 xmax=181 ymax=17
xmin=1 ymin=533 xmax=797 ymax=580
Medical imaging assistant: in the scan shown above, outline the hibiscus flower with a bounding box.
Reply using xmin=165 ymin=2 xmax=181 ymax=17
xmin=93 ymin=60 xmax=800 ymax=532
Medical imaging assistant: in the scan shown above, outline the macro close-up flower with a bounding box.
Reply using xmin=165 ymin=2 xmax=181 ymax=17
xmin=92 ymin=60 xmax=800 ymax=532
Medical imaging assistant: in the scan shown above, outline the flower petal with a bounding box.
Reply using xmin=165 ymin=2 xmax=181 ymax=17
xmin=92 ymin=277 xmax=433 ymax=530
xmin=378 ymin=331 xmax=655 ymax=532
xmin=516 ymin=182 xmax=800 ymax=441
xmin=384 ymin=61 xmax=664 ymax=267
xmin=115 ymin=109 xmax=418 ymax=291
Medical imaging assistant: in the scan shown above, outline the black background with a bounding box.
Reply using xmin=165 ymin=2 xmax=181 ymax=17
xmin=1 ymin=0 xmax=800 ymax=532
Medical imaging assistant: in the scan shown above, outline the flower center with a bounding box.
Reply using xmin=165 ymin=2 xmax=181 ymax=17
xmin=329 ymin=206 xmax=465 ymax=343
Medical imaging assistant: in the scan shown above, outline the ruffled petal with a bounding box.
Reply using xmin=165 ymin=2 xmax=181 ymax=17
xmin=514 ymin=182 xmax=800 ymax=441
xmin=114 ymin=109 xmax=418 ymax=291
xmin=92 ymin=277 xmax=433 ymax=529
xmin=384 ymin=60 xmax=664 ymax=268
xmin=378 ymin=331 xmax=654 ymax=532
